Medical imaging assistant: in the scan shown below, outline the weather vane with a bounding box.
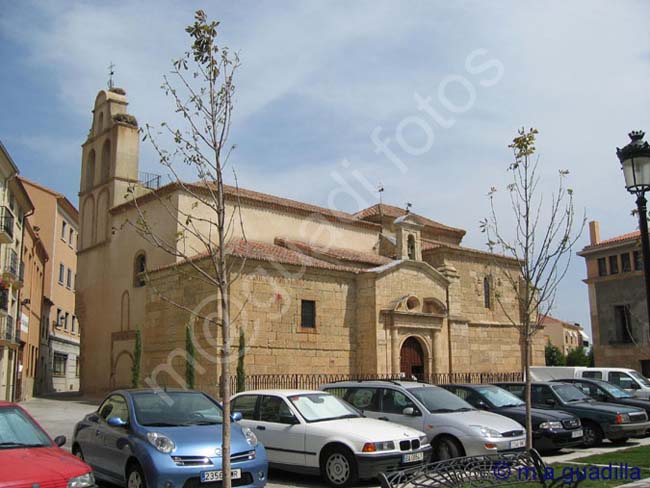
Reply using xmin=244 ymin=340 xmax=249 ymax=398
xmin=405 ymin=202 xmax=412 ymax=213
xmin=377 ymin=182 xmax=384 ymax=205
xmin=108 ymin=61 xmax=116 ymax=89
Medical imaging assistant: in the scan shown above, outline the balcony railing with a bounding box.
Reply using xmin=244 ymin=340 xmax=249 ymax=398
xmin=1 ymin=315 xmax=14 ymax=341
xmin=0 ymin=207 xmax=14 ymax=243
xmin=138 ymin=172 xmax=162 ymax=191
xmin=4 ymin=249 xmax=18 ymax=279
xmin=0 ymin=287 xmax=8 ymax=314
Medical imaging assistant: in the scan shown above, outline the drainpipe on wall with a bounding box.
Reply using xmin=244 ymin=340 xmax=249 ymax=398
xmin=11 ymin=207 xmax=33 ymax=402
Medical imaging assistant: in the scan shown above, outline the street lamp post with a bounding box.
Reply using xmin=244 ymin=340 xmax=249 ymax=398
xmin=617 ymin=130 xmax=650 ymax=327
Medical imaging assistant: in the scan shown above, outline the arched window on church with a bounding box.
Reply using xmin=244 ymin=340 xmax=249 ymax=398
xmin=483 ymin=276 xmax=491 ymax=309
xmin=134 ymin=252 xmax=147 ymax=287
xmin=407 ymin=234 xmax=416 ymax=260
xmin=86 ymin=150 xmax=96 ymax=191
xmin=96 ymin=111 xmax=104 ymax=135
xmin=101 ymin=140 xmax=111 ymax=183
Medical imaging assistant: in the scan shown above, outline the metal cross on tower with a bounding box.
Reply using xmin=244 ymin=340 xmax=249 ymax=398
xmin=108 ymin=62 xmax=116 ymax=89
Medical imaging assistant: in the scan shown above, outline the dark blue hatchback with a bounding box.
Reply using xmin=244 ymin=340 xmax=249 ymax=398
xmin=72 ymin=389 xmax=268 ymax=488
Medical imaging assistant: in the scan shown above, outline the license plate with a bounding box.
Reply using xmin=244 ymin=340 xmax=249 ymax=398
xmin=402 ymin=452 xmax=424 ymax=464
xmin=510 ymin=439 xmax=526 ymax=449
xmin=201 ymin=469 xmax=242 ymax=483
xmin=572 ymin=429 xmax=583 ymax=438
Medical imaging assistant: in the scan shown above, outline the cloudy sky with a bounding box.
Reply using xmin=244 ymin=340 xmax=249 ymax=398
xmin=1 ymin=0 xmax=649 ymax=335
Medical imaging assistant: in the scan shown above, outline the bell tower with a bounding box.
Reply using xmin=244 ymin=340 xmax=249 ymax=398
xmin=78 ymin=88 xmax=140 ymax=251
xmin=394 ymin=213 xmax=423 ymax=261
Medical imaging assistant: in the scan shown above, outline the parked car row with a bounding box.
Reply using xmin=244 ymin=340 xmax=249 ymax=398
xmin=5 ymin=374 xmax=649 ymax=488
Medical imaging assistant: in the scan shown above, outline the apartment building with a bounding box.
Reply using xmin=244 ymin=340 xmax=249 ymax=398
xmin=0 ymin=142 xmax=34 ymax=401
xmin=540 ymin=314 xmax=589 ymax=355
xmin=15 ymin=220 xmax=48 ymax=400
xmin=21 ymin=177 xmax=80 ymax=393
xmin=578 ymin=221 xmax=649 ymax=374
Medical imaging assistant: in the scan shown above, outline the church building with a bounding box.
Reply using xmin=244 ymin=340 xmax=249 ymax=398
xmin=76 ymin=88 xmax=544 ymax=396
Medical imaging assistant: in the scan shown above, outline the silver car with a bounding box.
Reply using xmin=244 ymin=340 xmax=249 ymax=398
xmin=322 ymin=380 xmax=527 ymax=460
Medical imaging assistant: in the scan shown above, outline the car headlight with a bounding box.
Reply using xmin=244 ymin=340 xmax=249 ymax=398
xmin=471 ymin=425 xmax=503 ymax=438
xmin=616 ymin=413 xmax=631 ymax=424
xmin=362 ymin=441 xmax=395 ymax=452
xmin=242 ymin=427 xmax=258 ymax=447
xmin=418 ymin=435 xmax=429 ymax=446
xmin=147 ymin=432 xmax=176 ymax=453
xmin=68 ymin=472 xmax=95 ymax=488
xmin=539 ymin=421 xmax=563 ymax=430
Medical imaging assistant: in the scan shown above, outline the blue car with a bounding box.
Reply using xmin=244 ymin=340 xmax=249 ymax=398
xmin=72 ymin=389 xmax=267 ymax=488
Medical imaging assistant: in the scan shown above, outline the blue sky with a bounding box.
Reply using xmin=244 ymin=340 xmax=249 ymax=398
xmin=1 ymin=0 xmax=649 ymax=334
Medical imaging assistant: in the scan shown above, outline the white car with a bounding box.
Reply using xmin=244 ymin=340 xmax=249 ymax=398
xmin=231 ymin=389 xmax=432 ymax=487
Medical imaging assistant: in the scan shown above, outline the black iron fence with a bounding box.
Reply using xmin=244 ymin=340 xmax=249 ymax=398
xmin=226 ymin=371 xmax=523 ymax=393
xmin=139 ymin=172 xmax=162 ymax=190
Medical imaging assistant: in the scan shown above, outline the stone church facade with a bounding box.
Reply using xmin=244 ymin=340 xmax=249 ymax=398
xmin=76 ymin=89 xmax=544 ymax=397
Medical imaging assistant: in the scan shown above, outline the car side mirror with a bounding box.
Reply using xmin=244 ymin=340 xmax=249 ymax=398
xmin=53 ymin=435 xmax=66 ymax=447
xmin=545 ymin=399 xmax=556 ymax=406
xmin=232 ymin=412 xmax=243 ymax=422
xmin=281 ymin=415 xmax=300 ymax=425
xmin=88 ymin=414 xmax=99 ymax=423
xmin=476 ymin=401 xmax=488 ymax=410
xmin=107 ymin=417 xmax=128 ymax=428
xmin=402 ymin=407 xmax=420 ymax=416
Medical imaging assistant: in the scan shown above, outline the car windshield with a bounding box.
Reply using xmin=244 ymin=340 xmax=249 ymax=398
xmin=289 ymin=393 xmax=360 ymax=422
xmin=598 ymin=382 xmax=632 ymax=399
xmin=552 ymin=384 xmax=590 ymax=403
xmin=409 ymin=387 xmax=475 ymax=413
xmin=629 ymin=371 xmax=650 ymax=388
xmin=475 ymin=386 xmax=525 ymax=407
xmin=0 ymin=407 xmax=51 ymax=449
xmin=133 ymin=391 xmax=224 ymax=427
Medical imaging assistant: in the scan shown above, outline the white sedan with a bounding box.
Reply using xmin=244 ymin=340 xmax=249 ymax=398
xmin=231 ymin=389 xmax=432 ymax=487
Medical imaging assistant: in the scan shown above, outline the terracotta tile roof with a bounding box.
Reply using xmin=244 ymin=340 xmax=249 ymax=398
xmin=538 ymin=314 xmax=581 ymax=329
xmin=355 ymin=204 xmax=466 ymax=236
xmin=19 ymin=176 xmax=79 ymax=220
xmin=421 ymin=238 xmax=520 ymax=263
xmin=111 ymin=181 xmax=379 ymax=231
xmin=582 ymin=231 xmax=641 ymax=251
xmin=274 ymin=237 xmax=391 ymax=267
xmin=152 ymin=239 xmax=360 ymax=274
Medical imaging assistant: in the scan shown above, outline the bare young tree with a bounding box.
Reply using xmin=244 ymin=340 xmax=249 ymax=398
xmin=480 ymin=127 xmax=585 ymax=448
xmin=124 ymin=11 xmax=243 ymax=488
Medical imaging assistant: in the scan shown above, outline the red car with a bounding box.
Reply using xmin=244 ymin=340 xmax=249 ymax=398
xmin=0 ymin=400 xmax=95 ymax=488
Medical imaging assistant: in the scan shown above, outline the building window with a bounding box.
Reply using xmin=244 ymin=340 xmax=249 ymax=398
xmin=64 ymin=312 xmax=69 ymax=330
xmin=301 ymin=300 xmax=316 ymax=329
xmin=58 ymin=263 xmax=64 ymax=284
xmin=597 ymin=257 xmax=607 ymax=277
xmin=134 ymin=253 xmax=147 ymax=287
xmin=609 ymin=255 xmax=619 ymax=274
xmin=613 ymin=305 xmax=634 ymax=344
xmin=407 ymin=234 xmax=416 ymax=260
xmin=75 ymin=358 xmax=80 ymax=377
xmin=71 ymin=316 xmax=76 ymax=334
xmin=53 ymin=353 xmax=67 ymax=376
xmin=61 ymin=221 xmax=67 ymax=241
xmin=69 ymin=229 xmax=74 ymax=247
xmin=56 ymin=308 xmax=62 ymax=328
xmin=634 ymin=251 xmax=643 ymax=271
xmin=483 ymin=276 xmax=491 ymax=309
xmin=619 ymin=252 xmax=631 ymax=272
xmin=66 ymin=268 xmax=72 ymax=288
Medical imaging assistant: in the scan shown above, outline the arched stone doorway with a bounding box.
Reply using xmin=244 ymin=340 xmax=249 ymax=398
xmin=400 ymin=337 xmax=425 ymax=380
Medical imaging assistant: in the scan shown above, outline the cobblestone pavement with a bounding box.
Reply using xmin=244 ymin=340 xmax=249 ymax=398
xmin=19 ymin=396 xmax=650 ymax=488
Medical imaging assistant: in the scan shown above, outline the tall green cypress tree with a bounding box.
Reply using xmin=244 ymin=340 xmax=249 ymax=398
xmin=186 ymin=324 xmax=195 ymax=389
xmin=236 ymin=328 xmax=245 ymax=393
xmin=132 ymin=329 xmax=142 ymax=388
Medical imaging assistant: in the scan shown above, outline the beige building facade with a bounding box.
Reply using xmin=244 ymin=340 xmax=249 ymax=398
xmin=0 ymin=141 xmax=34 ymax=401
xmin=579 ymin=221 xmax=650 ymax=375
xmin=77 ymin=89 xmax=545 ymax=397
xmin=21 ymin=177 xmax=80 ymax=393
xmin=541 ymin=315 xmax=589 ymax=356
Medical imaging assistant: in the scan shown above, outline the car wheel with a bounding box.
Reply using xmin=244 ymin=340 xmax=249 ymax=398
xmin=433 ymin=436 xmax=462 ymax=460
xmin=126 ymin=462 xmax=147 ymax=488
xmin=610 ymin=437 xmax=629 ymax=445
xmin=72 ymin=444 xmax=84 ymax=461
xmin=321 ymin=447 xmax=358 ymax=487
xmin=582 ymin=421 xmax=603 ymax=448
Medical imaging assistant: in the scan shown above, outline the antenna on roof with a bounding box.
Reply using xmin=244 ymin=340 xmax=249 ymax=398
xmin=107 ymin=61 xmax=116 ymax=90
xmin=377 ymin=183 xmax=384 ymax=234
